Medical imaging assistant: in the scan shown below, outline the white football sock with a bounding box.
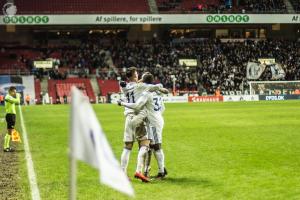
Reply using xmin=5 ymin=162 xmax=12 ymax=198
xmin=121 ymin=148 xmax=131 ymax=173
xmin=136 ymin=146 xmax=148 ymax=173
xmin=144 ymin=149 xmax=152 ymax=173
xmin=154 ymin=149 xmax=165 ymax=173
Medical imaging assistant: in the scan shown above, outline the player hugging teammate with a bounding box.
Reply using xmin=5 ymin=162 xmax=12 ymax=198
xmin=118 ymin=67 xmax=168 ymax=182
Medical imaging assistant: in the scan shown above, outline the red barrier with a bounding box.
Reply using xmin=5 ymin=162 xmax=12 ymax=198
xmin=188 ymin=96 xmax=223 ymax=102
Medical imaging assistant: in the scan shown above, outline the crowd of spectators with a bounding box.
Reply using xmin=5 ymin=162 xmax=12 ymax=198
xmin=290 ymin=0 xmax=300 ymax=12
xmin=157 ymin=0 xmax=181 ymax=12
xmin=2 ymin=36 xmax=300 ymax=95
xmin=239 ymin=0 xmax=286 ymax=13
xmin=111 ymin=38 xmax=300 ymax=94
xmin=157 ymin=0 xmax=287 ymax=13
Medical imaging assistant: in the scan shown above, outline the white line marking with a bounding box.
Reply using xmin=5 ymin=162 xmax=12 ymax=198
xmin=18 ymin=105 xmax=41 ymax=200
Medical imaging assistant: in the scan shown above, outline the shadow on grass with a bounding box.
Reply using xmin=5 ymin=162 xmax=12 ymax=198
xmin=148 ymin=176 xmax=214 ymax=187
xmin=14 ymin=149 xmax=24 ymax=152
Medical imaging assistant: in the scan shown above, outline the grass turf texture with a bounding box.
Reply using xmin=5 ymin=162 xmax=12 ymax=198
xmin=10 ymin=101 xmax=300 ymax=199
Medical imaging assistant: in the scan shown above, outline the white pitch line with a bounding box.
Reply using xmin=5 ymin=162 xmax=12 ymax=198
xmin=18 ymin=105 xmax=41 ymax=200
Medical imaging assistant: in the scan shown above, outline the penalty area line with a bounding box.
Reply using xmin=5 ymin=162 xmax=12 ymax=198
xmin=18 ymin=105 xmax=41 ymax=200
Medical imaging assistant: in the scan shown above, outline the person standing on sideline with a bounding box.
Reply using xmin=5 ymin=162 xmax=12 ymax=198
xmin=215 ymin=86 xmax=221 ymax=96
xmin=25 ymin=94 xmax=30 ymax=105
xmin=3 ymin=86 xmax=20 ymax=152
xmin=0 ymin=94 xmax=4 ymax=105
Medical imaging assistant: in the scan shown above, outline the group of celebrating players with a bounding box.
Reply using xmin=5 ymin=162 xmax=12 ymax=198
xmin=117 ymin=67 xmax=168 ymax=182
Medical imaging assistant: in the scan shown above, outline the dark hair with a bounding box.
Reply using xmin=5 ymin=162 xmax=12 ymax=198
xmin=142 ymin=73 xmax=154 ymax=84
xmin=8 ymin=86 xmax=16 ymax=92
xmin=126 ymin=67 xmax=137 ymax=79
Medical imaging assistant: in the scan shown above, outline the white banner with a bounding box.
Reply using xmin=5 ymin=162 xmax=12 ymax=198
xmin=110 ymin=93 xmax=188 ymax=103
xmin=21 ymin=75 xmax=36 ymax=105
xmin=110 ymin=93 xmax=123 ymax=104
xmin=179 ymin=59 xmax=197 ymax=67
xmin=247 ymin=62 xmax=266 ymax=80
xmin=270 ymin=64 xmax=285 ymax=80
xmin=1 ymin=14 xmax=300 ymax=25
xmin=34 ymin=61 xmax=53 ymax=68
xmin=162 ymin=96 xmax=188 ymax=103
xmin=223 ymin=95 xmax=259 ymax=102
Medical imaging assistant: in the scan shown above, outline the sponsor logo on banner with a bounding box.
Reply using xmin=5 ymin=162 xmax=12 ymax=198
xmin=259 ymin=95 xmax=300 ymax=101
xmin=1 ymin=14 xmax=300 ymax=25
xmin=162 ymin=96 xmax=188 ymax=103
xmin=206 ymin=15 xmax=249 ymax=23
xmin=188 ymin=96 xmax=223 ymax=102
xmin=3 ymin=15 xmax=49 ymax=24
xmin=265 ymin=95 xmax=285 ymax=101
xmin=223 ymin=95 xmax=259 ymax=102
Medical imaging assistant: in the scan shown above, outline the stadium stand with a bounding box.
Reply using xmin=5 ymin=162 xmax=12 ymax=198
xmin=110 ymin=39 xmax=300 ymax=94
xmin=157 ymin=0 xmax=221 ymax=13
xmin=11 ymin=0 xmax=150 ymax=14
xmin=48 ymin=78 xmax=96 ymax=103
xmin=97 ymin=79 xmax=120 ymax=96
xmin=290 ymin=0 xmax=300 ymax=12
xmin=156 ymin=0 xmax=287 ymax=13
xmin=0 ymin=50 xmax=29 ymax=75
xmin=2 ymin=38 xmax=300 ymax=95
xmin=238 ymin=0 xmax=287 ymax=13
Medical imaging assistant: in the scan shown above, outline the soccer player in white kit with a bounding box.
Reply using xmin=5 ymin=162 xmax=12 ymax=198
xmin=144 ymin=90 xmax=167 ymax=179
xmin=120 ymin=68 xmax=167 ymax=182
xmin=119 ymin=72 xmax=167 ymax=179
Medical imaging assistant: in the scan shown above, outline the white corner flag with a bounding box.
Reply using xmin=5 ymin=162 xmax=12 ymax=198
xmin=69 ymin=87 xmax=134 ymax=199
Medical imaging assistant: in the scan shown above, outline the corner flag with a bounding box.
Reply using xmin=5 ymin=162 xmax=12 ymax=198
xmin=69 ymin=87 xmax=134 ymax=199
xmin=11 ymin=129 xmax=22 ymax=143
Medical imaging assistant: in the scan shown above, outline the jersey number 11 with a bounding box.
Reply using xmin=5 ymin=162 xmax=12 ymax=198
xmin=126 ymin=92 xmax=135 ymax=103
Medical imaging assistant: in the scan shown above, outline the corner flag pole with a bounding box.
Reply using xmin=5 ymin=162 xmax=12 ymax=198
xmin=69 ymin=148 xmax=77 ymax=200
xmin=69 ymin=96 xmax=77 ymax=200
xmin=69 ymin=87 xmax=135 ymax=199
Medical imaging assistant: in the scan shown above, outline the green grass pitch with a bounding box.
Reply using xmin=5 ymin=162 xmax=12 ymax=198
xmin=5 ymin=101 xmax=300 ymax=200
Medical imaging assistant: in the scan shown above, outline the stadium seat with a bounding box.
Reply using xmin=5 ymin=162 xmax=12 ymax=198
xmin=97 ymin=79 xmax=120 ymax=97
xmin=49 ymin=78 xmax=96 ymax=103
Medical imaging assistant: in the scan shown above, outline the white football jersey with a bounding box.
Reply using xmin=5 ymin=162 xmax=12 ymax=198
xmin=148 ymin=91 xmax=164 ymax=127
xmin=122 ymin=90 xmax=164 ymax=127
xmin=121 ymin=82 xmax=137 ymax=116
xmin=122 ymin=82 xmax=163 ymax=116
